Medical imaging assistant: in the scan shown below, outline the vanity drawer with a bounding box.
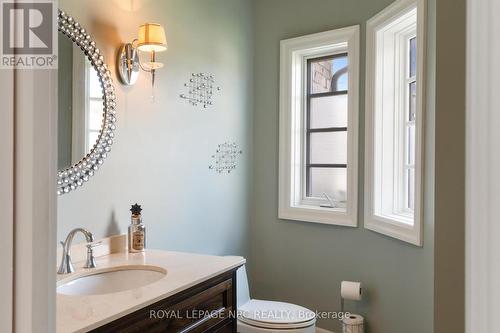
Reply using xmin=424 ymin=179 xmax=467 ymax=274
xmin=92 ymin=269 xmax=238 ymax=333
xmin=212 ymin=322 xmax=233 ymax=333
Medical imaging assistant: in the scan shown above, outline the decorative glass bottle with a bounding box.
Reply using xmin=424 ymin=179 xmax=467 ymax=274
xmin=128 ymin=203 xmax=146 ymax=253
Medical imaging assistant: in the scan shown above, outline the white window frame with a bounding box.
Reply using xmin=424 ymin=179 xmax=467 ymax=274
xmin=364 ymin=0 xmax=426 ymax=245
xmin=71 ymin=48 xmax=91 ymax=162
xmin=86 ymin=62 xmax=103 ymax=152
xmin=279 ymin=26 xmax=359 ymax=227
xmin=72 ymin=52 xmax=103 ymax=161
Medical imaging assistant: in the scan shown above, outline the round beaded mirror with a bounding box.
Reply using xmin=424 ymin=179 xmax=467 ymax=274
xmin=56 ymin=10 xmax=117 ymax=195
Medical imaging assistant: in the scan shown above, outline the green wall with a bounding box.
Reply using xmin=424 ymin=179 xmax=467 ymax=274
xmin=57 ymin=0 xmax=254 ymax=257
xmin=250 ymin=1 xmax=436 ymax=332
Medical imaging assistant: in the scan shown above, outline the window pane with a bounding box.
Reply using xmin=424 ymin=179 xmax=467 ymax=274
xmin=89 ymin=100 xmax=104 ymax=130
xmin=310 ymin=55 xmax=348 ymax=94
xmin=309 ymin=167 xmax=347 ymax=202
xmin=310 ymin=95 xmax=348 ymax=129
xmin=406 ymin=168 xmax=415 ymax=210
xmin=310 ymin=131 xmax=347 ymax=165
xmin=409 ymin=81 xmax=416 ymax=122
xmin=409 ymin=37 xmax=417 ymax=77
xmin=87 ymin=131 xmax=99 ymax=152
xmin=407 ymin=124 xmax=415 ymax=166
xmin=332 ymin=56 xmax=349 ymax=92
xmin=89 ymin=66 xmax=102 ymax=98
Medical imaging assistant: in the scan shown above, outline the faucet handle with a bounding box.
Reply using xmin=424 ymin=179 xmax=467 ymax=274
xmin=83 ymin=241 xmax=101 ymax=269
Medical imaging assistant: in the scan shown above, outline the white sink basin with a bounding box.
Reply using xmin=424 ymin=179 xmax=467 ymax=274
xmin=57 ymin=265 xmax=167 ymax=296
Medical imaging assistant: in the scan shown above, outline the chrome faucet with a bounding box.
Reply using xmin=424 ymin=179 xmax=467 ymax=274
xmin=58 ymin=228 xmax=95 ymax=274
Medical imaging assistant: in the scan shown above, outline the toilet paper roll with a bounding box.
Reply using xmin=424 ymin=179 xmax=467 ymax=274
xmin=341 ymin=281 xmax=362 ymax=301
xmin=342 ymin=314 xmax=364 ymax=333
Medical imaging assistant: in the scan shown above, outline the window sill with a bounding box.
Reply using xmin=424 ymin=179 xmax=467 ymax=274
xmin=364 ymin=214 xmax=422 ymax=246
xmin=377 ymin=212 xmax=414 ymax=226
xmin=279 ymin=204 xmax=356 ymax=227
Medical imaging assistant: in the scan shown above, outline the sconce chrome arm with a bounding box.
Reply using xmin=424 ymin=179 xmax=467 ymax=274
xmin=118 ymin=42 xmax=140 ymax=86
xmin=118 ymin=41 xmax=161 ymax=88
xmin=129 ymin=39 xmax=152 ymax=73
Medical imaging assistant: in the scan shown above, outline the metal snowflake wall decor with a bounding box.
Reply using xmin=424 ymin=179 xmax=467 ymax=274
xmin=209 ymin=142 xmax=243 ymax=174
xmin=180 ymin=73 xmax=221 ymax=108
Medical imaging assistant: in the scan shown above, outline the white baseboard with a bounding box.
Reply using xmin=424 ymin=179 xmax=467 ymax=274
xmin=316 ymin=328 xmax=334 ymax=333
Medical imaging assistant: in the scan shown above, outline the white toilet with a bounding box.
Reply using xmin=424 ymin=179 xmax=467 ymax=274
xmin=236 ymin=265 xmax=316 ymax=333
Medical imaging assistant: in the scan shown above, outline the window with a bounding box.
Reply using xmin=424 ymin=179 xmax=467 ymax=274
xmin=86 ymin=63 xmax=103 ymax=152
xmin=71 ymin=54 xmax=104 ymax=161
xmin=364 ymin=0 xmax=425 ymax=245
xmin=404 ymin=37 xmax=417 ymax=212
xmin=279 ymin=26 xmax=359 ymax=226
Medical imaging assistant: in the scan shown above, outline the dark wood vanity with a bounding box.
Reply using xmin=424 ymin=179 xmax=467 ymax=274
xmin=91 ymin=268 xmax=238 ymax=333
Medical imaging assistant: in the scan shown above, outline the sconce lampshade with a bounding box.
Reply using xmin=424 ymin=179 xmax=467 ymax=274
xmin=137 ymin=23 xmax=167 ymax=52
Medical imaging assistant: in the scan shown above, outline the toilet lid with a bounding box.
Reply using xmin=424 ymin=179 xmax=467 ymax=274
xmin=239 ymin=299 xmax=316 ymax=329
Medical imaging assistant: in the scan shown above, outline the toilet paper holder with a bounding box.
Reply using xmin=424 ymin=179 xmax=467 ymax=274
xmin=340 ymin=281 xmax=364 ymax=332
xmin=340 ymin=280 xmax=362 ymax=314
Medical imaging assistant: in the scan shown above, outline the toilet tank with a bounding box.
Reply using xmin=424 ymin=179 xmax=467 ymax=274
xmin=236 ymin=265 xmax=250 ymax=307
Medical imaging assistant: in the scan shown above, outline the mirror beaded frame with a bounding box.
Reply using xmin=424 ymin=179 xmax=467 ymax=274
xmin=57 ymin=10 xmax=117 ymax=195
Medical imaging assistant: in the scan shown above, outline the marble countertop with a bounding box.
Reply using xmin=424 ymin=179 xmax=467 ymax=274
xmin=56 ymin=249 xmax=245 ymax=333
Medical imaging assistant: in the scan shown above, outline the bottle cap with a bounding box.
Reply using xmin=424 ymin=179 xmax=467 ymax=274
xmin=130 ymin=203 xmax=142 ymax=216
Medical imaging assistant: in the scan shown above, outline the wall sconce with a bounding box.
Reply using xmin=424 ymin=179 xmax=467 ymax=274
xmin=118 ymin=23 xmax=167 ymax=88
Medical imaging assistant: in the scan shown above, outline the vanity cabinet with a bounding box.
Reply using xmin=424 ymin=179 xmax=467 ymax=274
xmin=92 ymin=268 xmax=239 ymax=333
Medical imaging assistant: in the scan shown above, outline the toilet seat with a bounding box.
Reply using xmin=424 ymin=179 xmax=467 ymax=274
xmin=238 ymin=299 xmax=316 ymax=330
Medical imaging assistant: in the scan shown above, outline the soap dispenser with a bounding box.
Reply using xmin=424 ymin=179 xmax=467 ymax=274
xmin=128 ymin=203 xmax=146 ymax=253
